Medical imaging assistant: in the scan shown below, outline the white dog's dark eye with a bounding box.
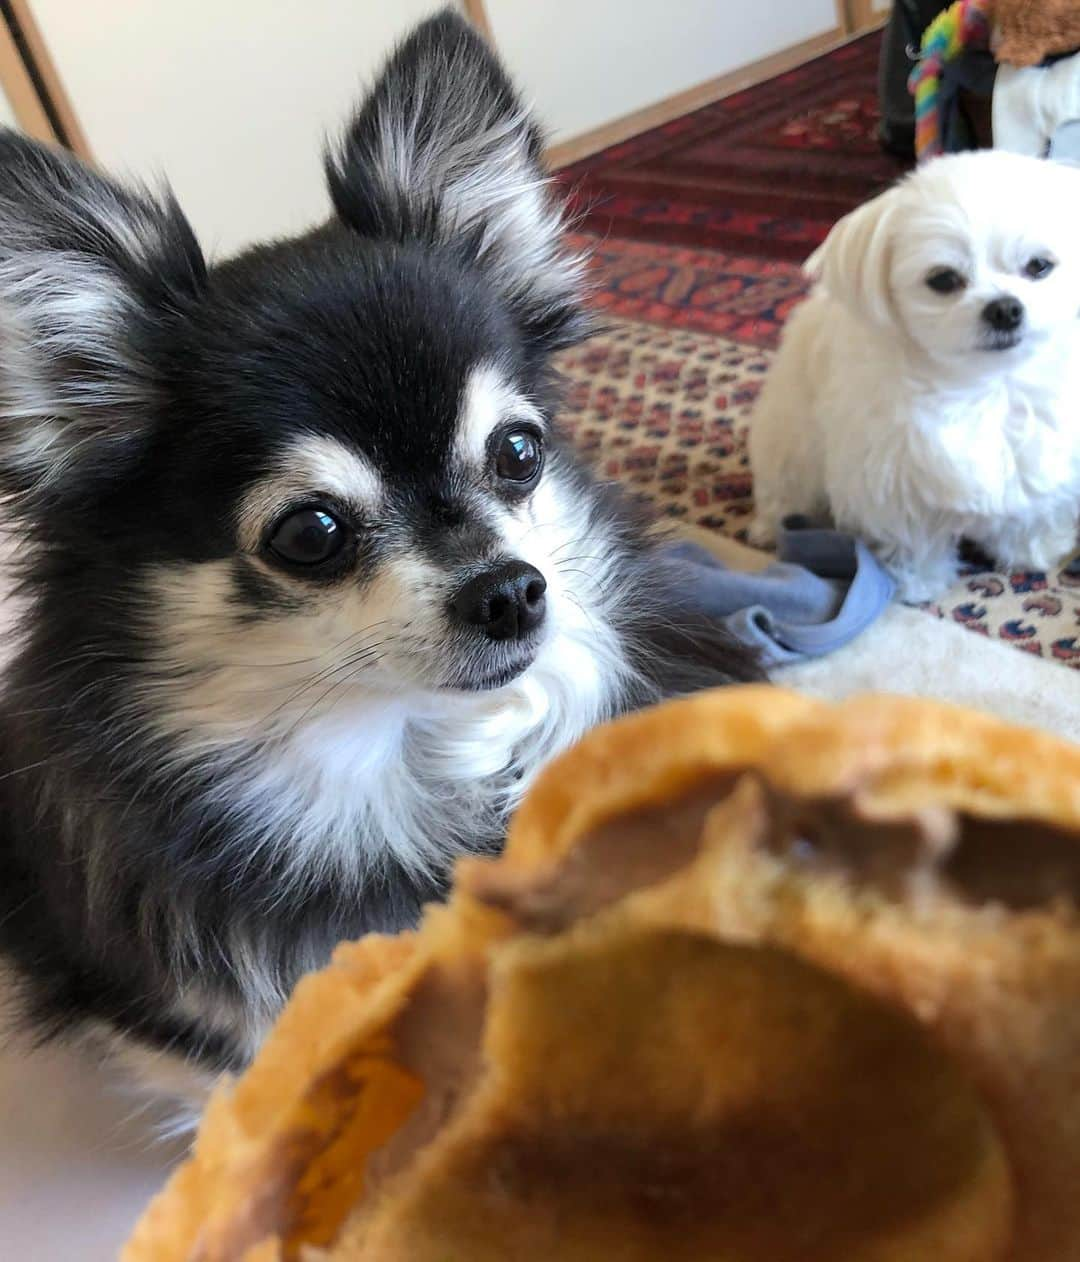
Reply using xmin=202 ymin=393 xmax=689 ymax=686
xmin=268 ymin=507 xmax=345 ymax=565
xmin=926 ymin=268 xmax=965 ymax=294
xmin=494 ymin=430 xmax=543 ymax=484
xmin=1023 ymin=256 xmax=1055 ymax=280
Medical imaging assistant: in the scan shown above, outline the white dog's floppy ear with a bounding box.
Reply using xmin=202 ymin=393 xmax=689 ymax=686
xmin=804 ymin=189 xmax=899 ymax=326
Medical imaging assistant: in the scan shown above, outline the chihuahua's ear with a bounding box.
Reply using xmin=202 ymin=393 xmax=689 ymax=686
xmin=0 ymin=131 xmax=204 ymax=510
xmin=804 ymin=188 xmax=899 ymax=327
xmin=326 ymin=9 xmax=589 ymax=352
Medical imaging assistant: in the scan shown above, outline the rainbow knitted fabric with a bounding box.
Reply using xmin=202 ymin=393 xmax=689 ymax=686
xmin=908 ymin=0 xmax=994 ymax=158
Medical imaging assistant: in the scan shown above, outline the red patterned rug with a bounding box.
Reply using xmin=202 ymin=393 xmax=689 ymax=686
xmin=559 ymin=29 xmax=906 ymax=264
xmin=574 ymin=233 xmax=805 ymax=346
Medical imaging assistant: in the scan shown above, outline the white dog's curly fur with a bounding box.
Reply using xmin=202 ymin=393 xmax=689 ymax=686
xmin=749 ymin=151 xmax=1080 ymax=602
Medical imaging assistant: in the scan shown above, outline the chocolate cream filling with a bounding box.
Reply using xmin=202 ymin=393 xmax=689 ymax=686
xmin=219 ymin=769 xmax=1079 ymax=1257
xmin=349 ymin=773 xmax=1080 ymax=1232
xmin=471 ymin=770 xmax=1080 ymax=931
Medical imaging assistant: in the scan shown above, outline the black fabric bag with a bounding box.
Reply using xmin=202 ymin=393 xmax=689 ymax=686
xmin=878 ymin=1 xmax=946 ymax=155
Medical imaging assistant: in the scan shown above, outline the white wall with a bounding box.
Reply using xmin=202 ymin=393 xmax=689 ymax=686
xmin=31 ymin=0 xmax=445 ymax=257
xmin=30 ymin=0 xmax=838 ymax=255
xmin=0 ymin=81 xmax=16 ymax=130
xmin=487 ymin=0 xmax=838 ymax=141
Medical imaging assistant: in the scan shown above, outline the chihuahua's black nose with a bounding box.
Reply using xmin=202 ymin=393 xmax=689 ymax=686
xmin=450 ymin=561 xmax=547 ymax=641
xmin=982 ymin=296 xmax=1024 ymax=332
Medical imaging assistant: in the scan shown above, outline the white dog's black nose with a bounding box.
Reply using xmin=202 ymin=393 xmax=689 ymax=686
xmin=450 ymin=561 xmax=547 ymax=641
xmin=982 ymin=296 xmax=1024 ymax=332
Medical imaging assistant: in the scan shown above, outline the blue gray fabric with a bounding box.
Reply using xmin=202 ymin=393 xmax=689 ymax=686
xmin=658 ymin=516 xmax=895 ymax=668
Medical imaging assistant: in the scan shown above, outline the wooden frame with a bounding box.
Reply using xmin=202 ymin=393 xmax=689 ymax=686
xmin=546 ymin=25 xmax=849 ymax=169
xmin=838 ymin=0 xmax=891 ymax=34
xmin=0 ymin=0 xmax=90 ymax=157
xmin=0 ymin=12 xmax=52 ymax=143
xmin=461 ymin=0 xmax=494 ymax=43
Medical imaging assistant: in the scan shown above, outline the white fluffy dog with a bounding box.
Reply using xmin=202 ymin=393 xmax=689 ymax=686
xmin=748 ymin=151 xmax=1080 ymax=601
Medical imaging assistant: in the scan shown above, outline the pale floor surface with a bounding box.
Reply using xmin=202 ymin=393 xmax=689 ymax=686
xmin=0 ymin=1033 xmax=185 ymax=1259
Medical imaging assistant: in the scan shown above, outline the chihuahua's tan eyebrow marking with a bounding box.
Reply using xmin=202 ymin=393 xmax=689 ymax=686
xmin=454 ymin=362 xmax=544 ymax=468
xmin=237 ymin=436 xmax=385 ymax=549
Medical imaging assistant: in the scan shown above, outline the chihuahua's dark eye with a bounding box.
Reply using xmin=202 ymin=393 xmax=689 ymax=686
xmin=926 ymin=267 xmax=965 ymax=294
xmin=494 ymin=430 xmax=543 ymax=484
xmin=1024 ymin=256 xmax=1055 ymax=280
xmin=268 ymin=508 xmax=344 ymax=566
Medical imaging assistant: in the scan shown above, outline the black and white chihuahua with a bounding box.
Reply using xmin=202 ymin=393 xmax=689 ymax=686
xmin=0 ymin=10 xmax=760 ymax=1104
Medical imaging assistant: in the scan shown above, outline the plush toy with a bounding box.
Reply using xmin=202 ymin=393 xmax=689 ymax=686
xmin=995 ymin=0 xmax=1080 ymax=68
xmin=909 ymin=0 xmax=994 ymax=158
